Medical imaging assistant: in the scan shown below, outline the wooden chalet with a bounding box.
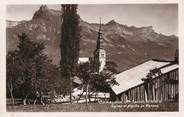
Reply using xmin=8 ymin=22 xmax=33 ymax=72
xmin=110 ymin=59 xmax=178 ymax=103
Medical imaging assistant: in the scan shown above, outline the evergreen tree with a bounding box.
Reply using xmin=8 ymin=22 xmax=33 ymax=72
xmin=7 ymin=33 xmax=62 ymax=105
xmin=60 ymin=4 xmax=80 ymax=103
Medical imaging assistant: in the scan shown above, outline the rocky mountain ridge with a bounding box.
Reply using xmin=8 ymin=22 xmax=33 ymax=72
xmin=6 ymin=5 xmax=178 ymax=71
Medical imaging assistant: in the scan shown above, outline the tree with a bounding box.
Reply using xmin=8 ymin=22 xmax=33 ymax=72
xmin=77 ymin=62 xmax=92 ymax=104
xmin=7 ymin=33 xmax=62 ymax=105
xmin=15 ymin=33 xmax=46 ymax=105
xmin=6 ymin=51 xmax=21 ymax=105
xmin=76 ymin=60 xmax=118 ymax=104
xmin=60 ymin=4 xmax=80 ymax=103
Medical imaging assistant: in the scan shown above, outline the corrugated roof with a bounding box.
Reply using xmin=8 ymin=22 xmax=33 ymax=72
xmin=111 ymin=60 xmax=172 ymax=95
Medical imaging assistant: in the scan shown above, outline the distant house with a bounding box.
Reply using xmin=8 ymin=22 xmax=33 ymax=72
xmin=78 ymin=57 xmax=89 ymax=64
xmin=110 ymin=59 xmax=178 ymax=103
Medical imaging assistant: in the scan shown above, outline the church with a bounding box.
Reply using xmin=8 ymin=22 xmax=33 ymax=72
xmin=78 ymin=19 xmax=106 ymax=73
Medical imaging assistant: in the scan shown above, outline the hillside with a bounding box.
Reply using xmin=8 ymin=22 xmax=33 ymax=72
xmin=6 ymin=5 xmax=178 ymax=71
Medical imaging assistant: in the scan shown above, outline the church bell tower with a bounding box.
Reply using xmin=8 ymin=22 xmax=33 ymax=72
xmin=94 ymin=18 xmax=106 ymax=73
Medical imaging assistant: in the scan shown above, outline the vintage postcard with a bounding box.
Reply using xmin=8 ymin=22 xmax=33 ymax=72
xmin=1 ymin=0 xmax=184 ymax=116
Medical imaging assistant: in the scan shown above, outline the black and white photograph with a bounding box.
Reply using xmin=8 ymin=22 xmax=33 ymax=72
xmin=5 ymin=4 xmax=179 ymax=112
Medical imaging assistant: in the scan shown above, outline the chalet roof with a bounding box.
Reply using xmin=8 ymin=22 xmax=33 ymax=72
xmin=161 ymin=64 xmax=178 ymax=74
xmin=111 ymin=60 xmax=178 ymax=95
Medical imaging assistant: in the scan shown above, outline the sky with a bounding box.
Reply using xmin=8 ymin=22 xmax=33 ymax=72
xmin=6 ymin=4 xmax=178 ymax=36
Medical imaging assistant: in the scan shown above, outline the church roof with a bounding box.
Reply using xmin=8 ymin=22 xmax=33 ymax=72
xmin=111 ymin=60 xmax=178 ymax=95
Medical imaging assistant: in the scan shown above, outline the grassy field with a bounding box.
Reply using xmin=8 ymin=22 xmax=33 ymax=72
xmin=7 ymin=101 xmax=178 ymax=112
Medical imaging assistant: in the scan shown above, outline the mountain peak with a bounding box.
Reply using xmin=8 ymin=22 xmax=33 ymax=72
xmin=32 ymin=5 xmax=50 ymax=20
xmin=39 ymin=5 xmax=49 ymax=11
xmin=106 ymin=19 xmax=117 ymax=25
xmin=32 ymin=5 xmax=62 ymax=20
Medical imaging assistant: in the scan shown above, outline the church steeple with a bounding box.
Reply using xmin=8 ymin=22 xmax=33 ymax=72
xmin=96 ymin=18 xmax=104 ymax=50
xmin=94 ymin=18 xmax=106 ymax=73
